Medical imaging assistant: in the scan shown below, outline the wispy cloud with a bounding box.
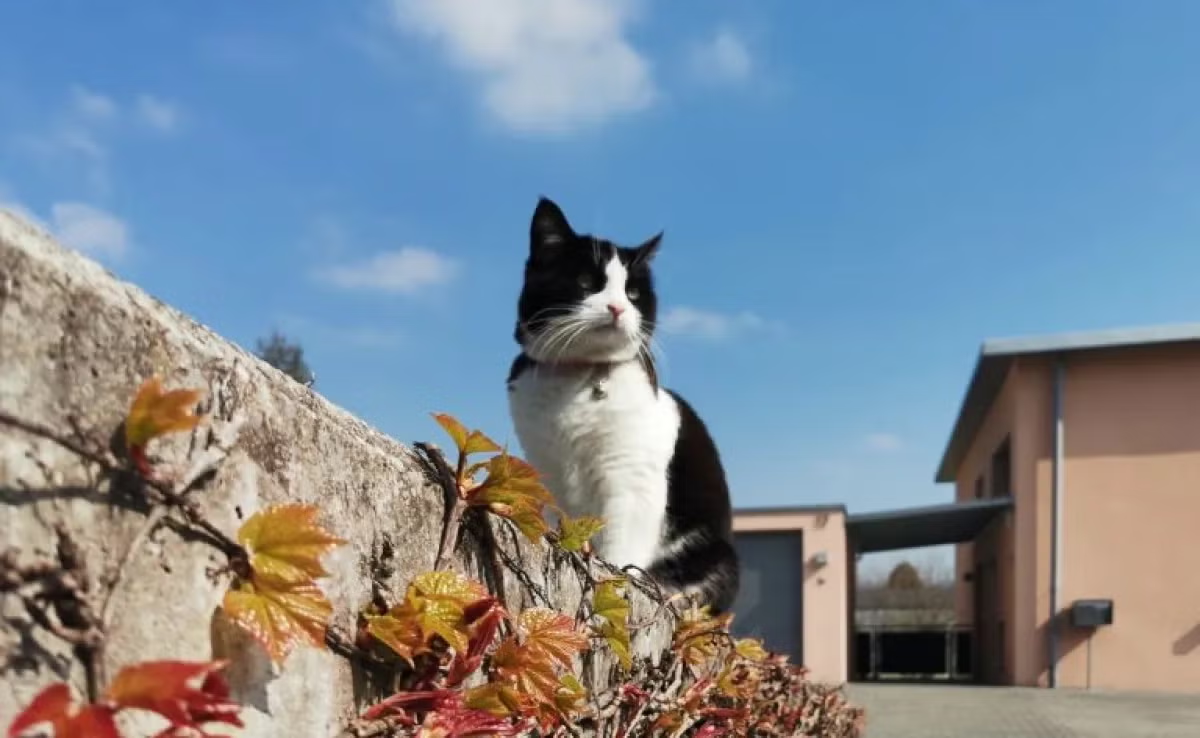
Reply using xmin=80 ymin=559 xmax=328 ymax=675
xmin=69 ymin=85 xmax=118 ymax=122
xmin=319 ymin=247 xmax=460 ymax=295
xmin=658 ymin=306 xmax=777 ymax=341
xmin=386 ymin=0 xmax=656 ymax=135
xmin=12 ymin=86 xmax=183 ymax=194
xmin=688 ymin=27 xmax=753 ymax=84
xmin=1 ymin=196 xmax=132 ymax=262
xmin=863 ymin=432 xmax=904 ymax=453
xmin=135 ymin=94 xmax=181 ymax=133
xmin=50 ymin=202 xmax=132 ymax=260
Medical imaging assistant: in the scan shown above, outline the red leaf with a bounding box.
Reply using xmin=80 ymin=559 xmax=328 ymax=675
xmin=104 ymin=659 xmax=242 ymax=731
xmin=7 ymin=683 xmax=119 ymax=738
xmin=418 ymin=706 xmax=525 ymax=738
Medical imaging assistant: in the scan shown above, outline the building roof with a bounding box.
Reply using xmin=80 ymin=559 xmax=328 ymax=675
xmin=934 ymin=322 xmax=1200 ymax=483
xmin=845 ymin=498 xmax=1013 ymax=553
xmin=733 ymin=504 xmax=848 ymax=517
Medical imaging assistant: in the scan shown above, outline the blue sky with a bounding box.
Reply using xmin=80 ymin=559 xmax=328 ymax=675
xmin=3 ymin=1 xmax=1200 ymax=572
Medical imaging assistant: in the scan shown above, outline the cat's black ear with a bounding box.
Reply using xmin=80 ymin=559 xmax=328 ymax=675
xmin=531 ymin=197 xmax=575 ymax=254
xmin=634 ymin=231 xmax=663 ymax=265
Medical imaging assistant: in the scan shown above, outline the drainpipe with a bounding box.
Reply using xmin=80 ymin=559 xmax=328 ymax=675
xmin=1048 ymin=357 xmax=1065 ymax=688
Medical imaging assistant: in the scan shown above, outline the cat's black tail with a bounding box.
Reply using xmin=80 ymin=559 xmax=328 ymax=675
xmin=649 ymin=533 xmax=740 ymax=613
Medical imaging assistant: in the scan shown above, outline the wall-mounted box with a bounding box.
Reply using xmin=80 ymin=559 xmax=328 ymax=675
xmin=1069 ymin=599 xmax=1113 ymax=628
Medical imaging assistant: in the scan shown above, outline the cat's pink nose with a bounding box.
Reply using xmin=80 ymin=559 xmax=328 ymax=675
xmin=608 ymin=304 xmax=625 ymax=321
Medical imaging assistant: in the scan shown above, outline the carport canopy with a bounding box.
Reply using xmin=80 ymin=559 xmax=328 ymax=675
xmin=846 ymin=497 xmax=1013 ymax=553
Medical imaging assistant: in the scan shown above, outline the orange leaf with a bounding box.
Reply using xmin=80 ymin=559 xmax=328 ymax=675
xmin=124 ymin=375 xmax=204 ymax=450
xmin=432 ymin=413 xmax=502 ymax=457
xmin=556 ymin=515 xmax=605 ymax=553
xmin=470 ymin=453 xmax=553 ymax=542
xmin=7 ymin=683 xmax=119 ymax=738
xmin=104 ymin=659 xmax=242 ymax=731
xmin=491 ymin=637 xmax=560 ymax=707
xmin=236 ymin=504 xmax=347 ymax=585
xmin=517 ymin=608 xmax=588 ymax=671
xmin=222 ymin=577 xmax=333 ymax=664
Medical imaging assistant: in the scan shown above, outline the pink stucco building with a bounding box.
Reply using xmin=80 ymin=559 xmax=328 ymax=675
xmin=730 ymin=323 xmax=1200 ymax=693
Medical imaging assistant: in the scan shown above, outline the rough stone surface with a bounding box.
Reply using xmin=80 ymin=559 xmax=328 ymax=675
xmin=0 ymin=211 xmax=672 ymax=735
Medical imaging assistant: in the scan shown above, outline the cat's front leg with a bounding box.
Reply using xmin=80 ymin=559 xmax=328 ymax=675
xmin=593 ymin=479 xmax=668 ymax=572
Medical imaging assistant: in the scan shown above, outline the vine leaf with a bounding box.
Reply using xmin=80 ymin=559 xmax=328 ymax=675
xmin=432 ymin=412 xmax=502 ymax=457
xmin=463 ymin=683 xmax=523 ymax=717
xmin=592 ymin=577 xmax=632 ymax=670
xmin=555 ymin=514 xmax=605 ymax=553
xmin=237 ymin=504 xmax=348 ymax=584
xmin=123 ymin=375 xmax=204 ymax=476
xmin=517 ymin=608 xmax=588 ymax=671
xmin=223 ymin=578 xmax=334 ymax=664
xmin=103 ymin=659 xmax=243 ymax=732
xmin=486 ymin=607 xmax=589 ymax=726
xmin=734 ymin=636 xmax=768 ymax=662
xmin=222 ymin=504 xmax=345 ymax=664
xmin=673 ymin=606 xmax=734 ymax=673
xmin=7 ymin=660 xmax=242 ymax=738
xmin=367 ymin=571 xmax=493 ymax=665
xmin=467 ymin=453 xmax=554 ymax=542
xmin=6 ymin=683 xmax=118 ymax=738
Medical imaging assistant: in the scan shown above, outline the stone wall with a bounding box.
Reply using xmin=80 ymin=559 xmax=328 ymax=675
xmin=0 ymin=211 xmax=671 ymax=735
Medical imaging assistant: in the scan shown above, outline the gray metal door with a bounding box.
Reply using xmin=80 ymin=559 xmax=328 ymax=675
xmin=729 ymin=531 xmax=804 ymax=663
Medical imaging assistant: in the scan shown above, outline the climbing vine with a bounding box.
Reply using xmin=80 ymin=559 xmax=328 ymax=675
xmin=1 ymin=376 xmax=864 ymax=737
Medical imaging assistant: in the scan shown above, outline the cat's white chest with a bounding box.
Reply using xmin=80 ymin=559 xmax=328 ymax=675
xmin=507 ymin=361 xmax=679 ymax=568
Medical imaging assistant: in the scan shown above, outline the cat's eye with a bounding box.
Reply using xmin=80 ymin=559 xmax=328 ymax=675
xmin=577 ymin=274 xmax=595 ymax=290
xmin=627 ymin=286 xmax=641 ymax=300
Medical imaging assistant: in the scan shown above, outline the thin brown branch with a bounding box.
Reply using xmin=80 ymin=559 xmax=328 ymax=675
xmin=333 ymin=714 xmax=409 ymax=738
xmin=0 ymin=409 xmax=245 ymax=560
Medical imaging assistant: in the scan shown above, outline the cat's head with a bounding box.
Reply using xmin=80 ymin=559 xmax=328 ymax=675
xmin=515 ymin=197 xmax=662 ymax=364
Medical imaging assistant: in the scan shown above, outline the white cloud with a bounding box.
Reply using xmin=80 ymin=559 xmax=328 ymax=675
xmin=387 ymin=0 xmax=656 ymax=134
xmin=658 ymin=306 xmax=774 ymax=341
xmin=70 ymin=85 xmax=118 ymax=122
xmin=320 ymin=247 xmax=460 ymax=294
xmin=12 ymin=86 xmax=182 ymax=195
xmin=689 ymin=27 xmax=753 ymax=84
xmin=49 ymin=202 xmax=131 ymax=260
xmin=0 ymin=188 xmax=130 ymax=261
xmin=864 ymin=433 xmax=904 ymax=453
xmin=135 ymin=94 xmax=181 ymax=133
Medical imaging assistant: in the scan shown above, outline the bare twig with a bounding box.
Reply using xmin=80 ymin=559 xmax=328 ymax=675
xmin=413 ymin=442 xmax=463 ymax=571
xmin=333 ymin=715 xmax=409 ymax=738
xmin=0 ymin=409 xmax=245 ymax=560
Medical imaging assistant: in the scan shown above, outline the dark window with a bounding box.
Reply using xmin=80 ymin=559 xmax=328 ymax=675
xmin=990 ymin=437 xmax=1012 ymax=498
xmin=729 ymin=531 xmax=804 ymax=663
xmin=974 ymin=475 xmax=985 ymax=499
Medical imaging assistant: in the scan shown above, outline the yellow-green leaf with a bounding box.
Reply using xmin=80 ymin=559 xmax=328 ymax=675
xmin=592 ymin=578 xmax=632 ymax=670
xmin=236 ymin=504 xmax=347 ymax=585
xmin=464 ymin=683 xmax=524 ymax=717
xmin=557 ymin=515 xmax=605 ymax=553
xmin=735 ymin=636 xmax=768 ymax=662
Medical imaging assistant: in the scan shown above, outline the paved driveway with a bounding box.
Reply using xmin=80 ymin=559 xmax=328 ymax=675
xmin=847 ymin=684 xmax=1200 ymax=738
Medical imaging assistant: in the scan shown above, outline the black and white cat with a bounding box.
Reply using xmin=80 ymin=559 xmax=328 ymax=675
xmin=506 ymin=197 xmax=740 ymax=613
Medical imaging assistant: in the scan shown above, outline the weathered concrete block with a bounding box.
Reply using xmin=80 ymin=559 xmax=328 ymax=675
xmin=0 ymin=211 xmax=671 ymax=736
